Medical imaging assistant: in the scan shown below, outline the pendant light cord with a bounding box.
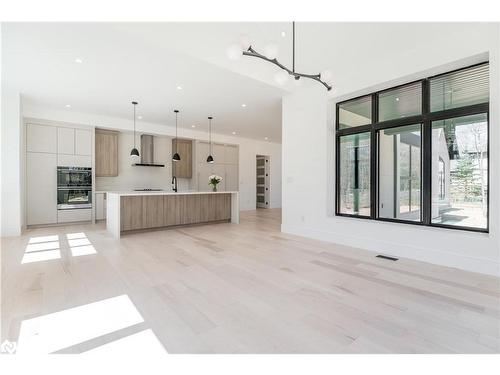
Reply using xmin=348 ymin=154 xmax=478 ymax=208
xmin=175 ymin=110 xmax=178 ymax=154
xmin=209 ymin=118 xmax=212 ymax=154
xmin=292 ymin=21 xmax=295 ymax=74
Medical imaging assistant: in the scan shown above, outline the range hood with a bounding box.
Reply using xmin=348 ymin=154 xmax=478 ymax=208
xmin=133 ymin=134 xmax=165 ymax=167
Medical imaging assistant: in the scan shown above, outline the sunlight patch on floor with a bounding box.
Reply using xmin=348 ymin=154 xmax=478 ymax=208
xmin=28 ymin=235 xmax=59 ymax=244
xmin=83 ymin=329 xmax=167 ymax=355
xmin=67 ymin=233 xmax=98 ymax=257
xmin=22 ymin=249 xmax=61 ymax=264
xmin=17 ymin=295 xmax=145 ymax=354
xmin=71 ymin=244 xmax=97 ymax=256
xmin=22 ymin=236 xmax=61 ymax=264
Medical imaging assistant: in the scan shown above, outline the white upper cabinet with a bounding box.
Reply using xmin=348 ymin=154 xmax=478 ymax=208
xmin=225 ymin=164 xmax=239 ymax=191
xmin=225 ymin=145 xmax=239 ymax=165
xmin=197 ymin=163 xmax=214 ymax=192
xmin=213 ymin=144 xmax=225 ymax=164
xmin=57 ymin=127 xmax=75 ymax=154
xmin=57 ymin=127 xmax=92 ymax=156
xmin=27 ymin=124 xmax=57 ymax=153
xmin=196 ymin=141 xmax=210 ymax=164
xmin=212 ymin=164 xmax=226 ymax=191
xmin=75 ymin=129 xmax=92 ymax=155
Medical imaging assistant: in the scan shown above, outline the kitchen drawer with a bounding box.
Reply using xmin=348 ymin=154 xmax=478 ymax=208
xmin=58 ymin=208 xmax=92 ymax=223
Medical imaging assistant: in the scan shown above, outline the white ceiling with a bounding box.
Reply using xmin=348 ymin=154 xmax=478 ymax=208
xmin=2 ymin=23 xmax=289 ymax=141
xmin=3 ymin=22 xmax=494 ymax=142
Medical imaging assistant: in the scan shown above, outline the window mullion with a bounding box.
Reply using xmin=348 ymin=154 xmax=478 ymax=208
xmin=370 ymin=93 xmax=378 ymax=219
xmin=422 ymin=78 xmax=432 ymax=225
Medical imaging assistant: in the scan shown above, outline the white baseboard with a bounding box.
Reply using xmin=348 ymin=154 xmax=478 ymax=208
xmin=281 ymin=223 xmax=500 ymax=277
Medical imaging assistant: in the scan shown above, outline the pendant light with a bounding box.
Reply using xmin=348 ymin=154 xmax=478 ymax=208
xmin=206 ymin=116 xmax=214 ymax=163
xmin=172 ymin=109 xmax=181 ymax=161
xmin=130 ymin=101 xmax=140 ymax=157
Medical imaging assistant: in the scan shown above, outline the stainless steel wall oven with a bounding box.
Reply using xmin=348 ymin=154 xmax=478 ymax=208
xmin=57 ymin=167 xmax=92 ymax=209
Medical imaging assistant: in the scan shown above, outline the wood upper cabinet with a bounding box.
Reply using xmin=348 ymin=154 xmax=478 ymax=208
xmin=172 ymin=139 xmax=192 ymax=178
xmin=95 ymin=129 xmax=119 ymax=177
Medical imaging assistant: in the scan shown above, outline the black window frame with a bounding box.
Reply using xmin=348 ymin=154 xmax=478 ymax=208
xmin=335 ymin=62 xmax=490 ymax=233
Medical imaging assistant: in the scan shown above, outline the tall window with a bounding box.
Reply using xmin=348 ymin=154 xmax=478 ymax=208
xmin=335 ymin=62 xmax=489 ymax=232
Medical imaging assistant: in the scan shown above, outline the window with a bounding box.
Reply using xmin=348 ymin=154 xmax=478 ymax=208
xmin=378 ymin=124 xmax=421 ymax=221
xmin=430 ymin=64 xmax=489 ymax=112
xmin=338 ymin=133 xmax=371 ymax=216
xmin=338 ymin=96 xmax=372 ymax=129
xmin=335 ymin=62 xmax=489 ymax=232
xmin=378 ymin=82 xmax=422 ymax=122
xmin=431 ymin=113 xmax=488 ymax=230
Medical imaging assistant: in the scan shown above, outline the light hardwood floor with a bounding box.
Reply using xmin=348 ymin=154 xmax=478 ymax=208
xmin=1 ymin=209 xmax=499 ymax=353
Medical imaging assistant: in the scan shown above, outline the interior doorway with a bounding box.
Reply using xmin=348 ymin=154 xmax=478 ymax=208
xmin=256 ymin=155 xmax=270 ymax=208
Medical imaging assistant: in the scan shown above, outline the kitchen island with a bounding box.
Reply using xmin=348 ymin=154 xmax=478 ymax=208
xmin=106 ymin=191 xmax=239 ymax=238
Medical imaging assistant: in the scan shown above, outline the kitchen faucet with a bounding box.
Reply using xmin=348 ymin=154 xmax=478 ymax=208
xmin=172 ymin=176 xmax=178 ymax=192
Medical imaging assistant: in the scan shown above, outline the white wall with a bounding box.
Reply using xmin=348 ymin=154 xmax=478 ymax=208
xmin=22 ymin=104 xmax=282 ymax=210
xmin=0 ymin=86 xmax=23 ymax=236
xmin=95 ymin=132 xmax=195 ymax=192
xmin=282 ymin=24 xmax=500 ymax=276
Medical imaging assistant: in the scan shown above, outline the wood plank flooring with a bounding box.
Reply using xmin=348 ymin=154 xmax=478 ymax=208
xmin=1 ymin=208 xmax=499 ymax=353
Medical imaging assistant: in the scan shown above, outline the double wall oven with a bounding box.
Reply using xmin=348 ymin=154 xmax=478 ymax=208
xmin=57 ymin=167 xmax=92 ymax=210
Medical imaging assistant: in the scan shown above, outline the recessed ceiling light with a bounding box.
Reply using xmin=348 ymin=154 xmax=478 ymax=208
xmin=241 ymin=104 xmax=247 ymax=107
xmin=395 ymin=97 xmax=400 ymax=101
xmin=137 ymin=115 xmax=142 ymax=120
xmin=74 ymin=58 xmax=83 ymax=64
xmin=264 ymin=137 xmax=269 ymax=140
xmin=65 ymin=104 xmax=71 ymax=108
xmin=232 ymin=131 xmax=236 ymax=135
xmin=191 ymin=125 xmax=196 ymax=128
xmin=281 ymin=31 xmax=286 ymax=37
xmin=176 ymin=85 xmax=183 ymax=90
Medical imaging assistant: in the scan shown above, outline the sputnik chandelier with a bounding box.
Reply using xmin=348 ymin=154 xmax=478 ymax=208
xmin=226 ymin=22 xmax=333 ymax=91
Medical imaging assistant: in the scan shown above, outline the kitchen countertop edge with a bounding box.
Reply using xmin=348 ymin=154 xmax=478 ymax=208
xmin=103 ymin=191 xmax=239 ymax=197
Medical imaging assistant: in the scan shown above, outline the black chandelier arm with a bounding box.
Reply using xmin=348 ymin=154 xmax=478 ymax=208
xmin=243 ymin=46 xmax=332 ymax=91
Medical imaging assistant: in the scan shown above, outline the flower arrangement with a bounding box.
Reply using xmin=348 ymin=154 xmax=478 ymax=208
xmin=208 ymin=174 xmax=222 ymax=192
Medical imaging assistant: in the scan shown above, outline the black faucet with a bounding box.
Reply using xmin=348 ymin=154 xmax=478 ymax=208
xmin=172 ymin=176 xmax=178 ymax=192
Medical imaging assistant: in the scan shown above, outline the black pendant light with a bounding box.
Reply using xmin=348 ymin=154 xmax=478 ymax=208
xmin=130 ymin=101 xmax=140 ymax=157
xmin=172 ymin=109 xmax=181 ymax=161
xmin=206 ymin=116 xmax=214 ymax=163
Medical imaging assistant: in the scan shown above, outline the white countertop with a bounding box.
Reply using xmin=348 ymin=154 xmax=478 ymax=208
xmin=104 ymin=190 xmax=238 ymax=197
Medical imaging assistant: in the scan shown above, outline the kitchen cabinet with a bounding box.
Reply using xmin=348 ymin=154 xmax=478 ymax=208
xmin=195 ymin=141 xmax=239 ymax=192
xmin=172 ymin=139 xmax=192 ymax=178
xmin=75 ymin=129 xmax=92 ymax=155
xmin=27 ymin=124 xmax=57 ymax=153
xmin=95 ymin=193 xmax=106 ymax=220
xmin=225 ymin=164 xmax=239 ymax=191
xmin=197 ymin=163 xmax=213 ymax=192
xmin=26 ymin=152 xmax=58 ymax=225
xmin=58 ymin=209 xmax=92 ymax=223
xmin=120 ymin=196 xmax=144 ymax=231
xmin=58 ymin=154 xmax=92 ymax=167
xmin=143 ymin=195 xmax=164 ymax=228
xmin=225 ymin=145 xmax=239 ymax=165
xmin=57 ymin=127 xmax=75 ymax=154
xmin=95 ymin=129 xmax=119 ymax=177
xmin=196 ymin=141 xmax=210 ymax=164
xmin=57 ymin=127 xmax=91 ymax=156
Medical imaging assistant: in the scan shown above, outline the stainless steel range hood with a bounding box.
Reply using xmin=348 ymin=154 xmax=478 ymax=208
xmin=133 ymin=134 xmax=165 ymax=167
